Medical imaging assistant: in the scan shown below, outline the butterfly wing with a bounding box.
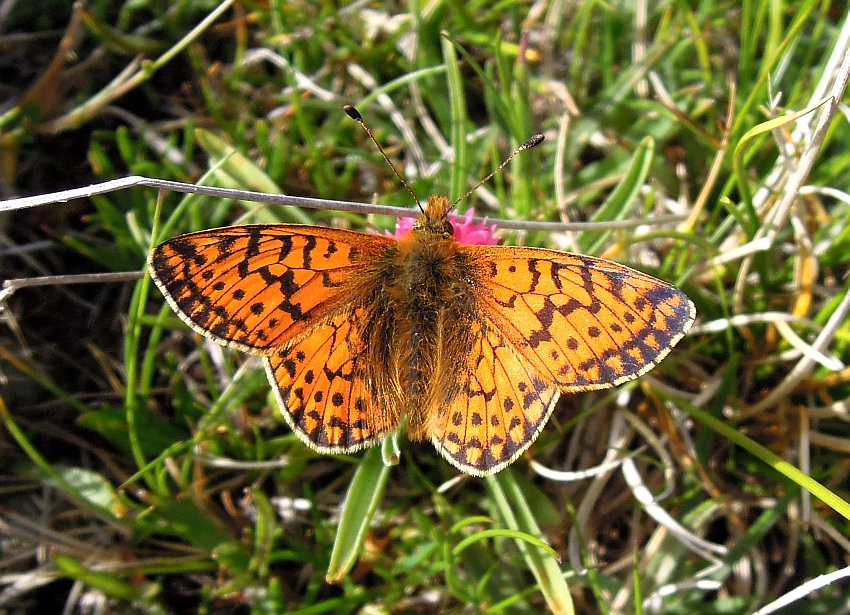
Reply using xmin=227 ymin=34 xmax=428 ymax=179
xmin=467 ymin=245 xmax=696 ymax=390
xmin=150 ymin=224 xmax=398 ymax=453
xmin=265 ymin=308 xmax=398 ymax=453
xmin=429 ymin=245 xmax=695 ymax=475
xmin=149 ymin=225 xmax=393 ymax=353
xmin=430 ymin=319 xmax=560 ymax=476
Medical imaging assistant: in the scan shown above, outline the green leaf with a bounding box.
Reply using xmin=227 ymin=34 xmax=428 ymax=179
xmin=579 ymin=136 xmax=655 ymax=255
xmin=54 ymin=553 xmax=159 ymax=601
xmin=488 ymin=470 xmax=574 ymax=615
xmin=326 ymin=446 xmax=391 ymax=582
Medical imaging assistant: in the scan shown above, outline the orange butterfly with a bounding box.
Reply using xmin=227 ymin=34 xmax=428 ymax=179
xmin=149 ymin=111 xmax=695 ymax=476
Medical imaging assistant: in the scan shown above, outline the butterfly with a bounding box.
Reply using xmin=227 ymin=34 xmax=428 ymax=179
xmin=149 ymin=112 xmax=696 ymax=476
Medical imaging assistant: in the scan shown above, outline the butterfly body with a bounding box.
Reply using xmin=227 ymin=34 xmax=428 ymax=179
xmin=150 ymin=195 xmax=695 ymax=475
xmin=364 ymin=197 xmax=478 ymax=439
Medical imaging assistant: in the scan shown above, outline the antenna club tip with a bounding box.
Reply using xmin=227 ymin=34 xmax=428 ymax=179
xmin=524 ymin=133 xmax=545 ymax=148
xmin=344 ymin=105 xmax=362 ymax=121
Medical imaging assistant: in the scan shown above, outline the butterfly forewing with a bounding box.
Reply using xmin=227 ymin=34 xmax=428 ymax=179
xmin=467 ymin=246 xmax=696 ymax=391
xmin=149 ymin=225 xmax=392 ymax=353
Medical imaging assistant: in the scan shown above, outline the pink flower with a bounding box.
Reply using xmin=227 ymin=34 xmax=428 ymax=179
xmin=387 ymin=209 xmax=499 ymax=245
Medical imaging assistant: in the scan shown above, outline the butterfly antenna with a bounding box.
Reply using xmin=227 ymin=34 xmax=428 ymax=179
xmin=452 ymin=133 xmax=545 ymax=207
xmin=344 ymin=105 xmax=424 ymax=214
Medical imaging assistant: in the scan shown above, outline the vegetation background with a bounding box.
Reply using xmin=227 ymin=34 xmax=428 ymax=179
xmin=1 ymin=1 xmax=849 ymax=613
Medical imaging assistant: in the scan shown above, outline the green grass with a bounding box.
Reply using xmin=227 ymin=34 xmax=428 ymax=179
xmin=2 ymin=1 xmax=850 ymax=613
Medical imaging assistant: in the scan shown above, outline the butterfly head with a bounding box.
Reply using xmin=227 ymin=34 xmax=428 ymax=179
xmin=412 ymin=196 xmax=455 ymax=238
xmin=396 ymin=196 xmax=499 ymax=246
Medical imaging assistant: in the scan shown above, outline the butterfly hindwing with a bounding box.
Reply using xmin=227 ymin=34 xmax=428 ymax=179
xmin=430 ymin=319 xmax=560 ymax=476
xmin=265 ymin=308 xmax=398 ymax=453
xmin=466 ymin=245 xmax=696 ymax=391
xmin=149 ymin=225 xmax=392 ymax=353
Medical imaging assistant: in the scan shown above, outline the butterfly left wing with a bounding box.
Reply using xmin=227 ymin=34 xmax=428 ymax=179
xmin=151 ymin=224 xmax=398 ymax=453
xmin=265 ymin=308 xmax=398 ymax=453
xmin=149 ymin=225 xmax=392 ymax=353
xmin=467 ymin=245 xmax=696 ymax=391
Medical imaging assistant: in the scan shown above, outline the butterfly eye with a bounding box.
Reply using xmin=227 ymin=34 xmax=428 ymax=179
xmin=442 ymin=220 xmax=454 ymax=236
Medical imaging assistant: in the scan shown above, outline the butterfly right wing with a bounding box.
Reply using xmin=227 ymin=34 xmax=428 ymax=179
xmin=430 ymin=319 xmax=561 ymax=476
xmin=430 ymin=244 xmax=695 ymax=476
xmin=149 ymin=224 xmax=393 ymax=353
xmin=467 ymin=245 xmax=696 ymax=391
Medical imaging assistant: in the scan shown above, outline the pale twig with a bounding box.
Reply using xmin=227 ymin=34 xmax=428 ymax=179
xmin=742 ymin=285 xmax=850 ymax=416
xmin=0 ymin=175 xmax=685 ymax=232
